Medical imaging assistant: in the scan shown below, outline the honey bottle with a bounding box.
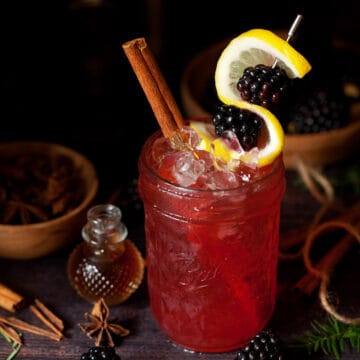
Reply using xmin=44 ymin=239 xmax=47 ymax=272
xmin=67 ymin=204 xmax=145 ymax=305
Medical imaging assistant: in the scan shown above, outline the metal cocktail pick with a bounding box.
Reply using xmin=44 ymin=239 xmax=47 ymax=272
xmin=272 ymin=14 xmax=303 ymax=68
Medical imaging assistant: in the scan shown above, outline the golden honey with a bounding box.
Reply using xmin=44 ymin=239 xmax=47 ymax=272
xmin=67 ymin=204 xmax=145 ymax=305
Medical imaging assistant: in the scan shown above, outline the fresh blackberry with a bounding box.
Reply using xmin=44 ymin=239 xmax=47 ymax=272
xmin=234 ymin=329 xmax=284 ymax=360
xmin=212 ymin=104 xmax=262 ymax=151
xmin=80 ymin=346 xmax=121 ymax=360
xmin=237 ymin=64 xmax=292 ymax=112
xmin=286 ymin=78 xmax=350 ymax=134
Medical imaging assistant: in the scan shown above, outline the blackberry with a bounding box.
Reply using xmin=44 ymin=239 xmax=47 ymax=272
xmin=212 ymin=104 xmax=262 ymax=151
xmin=286 ymin=79 xmax=350 ymax=134
xmin=235 ymin=329 xmax=284 ymax=360
xmin=80 ymin=346 xmax=121 ymax=360
xmin=237 ymin=64 xmax=292 ymax=112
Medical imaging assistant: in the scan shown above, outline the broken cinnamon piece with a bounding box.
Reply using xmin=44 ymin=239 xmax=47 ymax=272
xmin=122 ymin=37 xmax=185 ymax=137
xmin=0 ymin=316 xmax=62 ymax=341
xmin=0 ymin=283 xmax=26 ymax=313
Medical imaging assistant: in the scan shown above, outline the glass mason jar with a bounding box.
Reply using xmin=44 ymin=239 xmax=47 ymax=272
xmin=138 ymin=131 xmax=286 ymax=353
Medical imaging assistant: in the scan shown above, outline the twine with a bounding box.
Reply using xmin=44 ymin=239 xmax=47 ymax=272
xmin=303 ymin=221 xmax=360 ymax=325
xmin=279 ymin=156 xmax=336 ymax=260
xmin=320 ymin=273 xmax=360 ymax=325
xmin=278 ymin=247 xmax=303 ymax=260
xmin=293 ymin=155 xmax=360 ymax=325
xmin=293 ymin=155 xmax=335 ymax=206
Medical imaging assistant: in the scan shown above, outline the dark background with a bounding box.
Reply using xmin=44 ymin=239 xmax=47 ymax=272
xmin=1 ymin=0 xmax=359 ymax=193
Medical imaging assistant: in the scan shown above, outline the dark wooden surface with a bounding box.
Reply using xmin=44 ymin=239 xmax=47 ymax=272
xmin=0 ymin=164 xmax=359 ymax=359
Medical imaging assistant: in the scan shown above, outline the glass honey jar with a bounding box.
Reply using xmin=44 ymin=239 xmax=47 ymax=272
xmin=67 ymin=204 xmax=145 ymax=305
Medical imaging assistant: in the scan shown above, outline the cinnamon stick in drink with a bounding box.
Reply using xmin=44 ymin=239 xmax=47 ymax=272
xmin=122 ymin=37 xmax=185 ymax=137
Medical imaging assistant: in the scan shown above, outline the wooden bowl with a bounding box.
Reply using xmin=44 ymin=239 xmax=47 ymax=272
xmin=180 ymin=36 xmax=360 ymax=169
xmin=0 ymin=141 xmax=99 ymax=259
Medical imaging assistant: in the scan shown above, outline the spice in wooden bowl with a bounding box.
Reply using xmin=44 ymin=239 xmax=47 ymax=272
xmin=0 ymin=141 xmax=99 ymax=259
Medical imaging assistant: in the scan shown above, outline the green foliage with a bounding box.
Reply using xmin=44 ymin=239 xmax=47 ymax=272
xmin=328 ymin=163 xmax=360 ymax=197
xmin=0 ymin=329 xmax=21 ymax=360
xmin=293 ymin=163 xmax=360 ymax=197
xmin=294 ymin=316 xmax=360 ymax=359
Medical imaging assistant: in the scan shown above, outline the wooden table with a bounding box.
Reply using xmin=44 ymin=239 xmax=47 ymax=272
xmin=0 ymin=165 xmax=359 ymax=359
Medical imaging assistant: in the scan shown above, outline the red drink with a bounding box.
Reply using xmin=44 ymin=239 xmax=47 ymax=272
xmin=138 ymin=127 xmax=286 ymax=353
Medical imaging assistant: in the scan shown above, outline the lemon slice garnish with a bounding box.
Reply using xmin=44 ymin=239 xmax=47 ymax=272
xmin=215 ymin=28 xmax=312 ymax=104
xmin=231 ymin=101 xmax=285 ymax=167
xmin=190 ymin=101 xmax=284 ymax=167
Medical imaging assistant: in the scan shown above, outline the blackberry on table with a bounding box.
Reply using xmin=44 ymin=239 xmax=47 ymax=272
xmin=285 ymin=78 xmax=350 ymax=134
xmin=237 ymin=64 xmax=292 ymax=112
xmin=212 ymin=104 xmax=262 ymax=151
xmin=234 ymin=329 xmax=284 ymax=360
xmin=80 ymin=346 xmax=121 ymax=360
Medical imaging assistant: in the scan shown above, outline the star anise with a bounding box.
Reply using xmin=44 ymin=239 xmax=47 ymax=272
xmin=0 ymin=152 xmax=85 ymax=225
xmin=79 ymin=298 xmax=129 ymax=347
xmin=1 ymin=199 xmax=49 ymax=225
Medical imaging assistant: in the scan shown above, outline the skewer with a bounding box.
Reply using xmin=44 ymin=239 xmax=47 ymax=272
xmin=272 ymin=14 xmax=303 ymax=68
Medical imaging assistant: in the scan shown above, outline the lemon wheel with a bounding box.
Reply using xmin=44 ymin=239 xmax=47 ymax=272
xmin=215 ymin=28 xmax=312 ymax=104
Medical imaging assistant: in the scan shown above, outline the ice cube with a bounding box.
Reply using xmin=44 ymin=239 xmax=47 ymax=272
xmin=152 ymin=137 xmax=176 ymax=166
xmin=169 ymin=127 xmax=201 ymax=152
xmin=240 ymin=147 xmax=260 ymax=169
xmin=221 ymin=130 xmax=243 ymax=152
xmin=194 ymin=149 xmax=217 ymax=172
xmin=179 ymin=126 xmax=201 ymax=149
xmin=172 ymin=151 xmax=206 ymax=187
xmin=199 ymin=169 xmax=239 ymax=190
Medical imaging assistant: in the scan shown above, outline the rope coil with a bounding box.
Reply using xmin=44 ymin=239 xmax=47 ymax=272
xmin=290 ymin=155 xmax=360 ymax=324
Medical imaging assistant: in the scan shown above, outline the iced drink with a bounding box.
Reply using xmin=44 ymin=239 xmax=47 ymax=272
xmin=123 ymin=21 xmax=311 ymax=353
xmin=138 ymin=125 xmax=285 ymax=352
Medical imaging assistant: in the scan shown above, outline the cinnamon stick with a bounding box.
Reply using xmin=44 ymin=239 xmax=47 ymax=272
xmin=0 ymin=322 xmax=22 ymax=345
xmin=0 ymin=316 xmax=62 ymax=341
xmin=295 ymin=233 xmax=354 ymax=295
xmin=122 ymin=37 xmax=185 ymax=137
xmin=33 ymin=298 xmax=64 ymax=331
xmin=29 ymin=304 xmax=63 ymax=338
xmin=0 ymin=283 xmax=25 ymax=313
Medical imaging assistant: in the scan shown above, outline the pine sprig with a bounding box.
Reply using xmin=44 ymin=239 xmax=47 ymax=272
xmin=293 ymin=315 xmax=360 ymax=359
xmin=0 ymin=329 xmax=22 ymax=360
xmin=293 ymin=163 xmax=360 ymax=197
